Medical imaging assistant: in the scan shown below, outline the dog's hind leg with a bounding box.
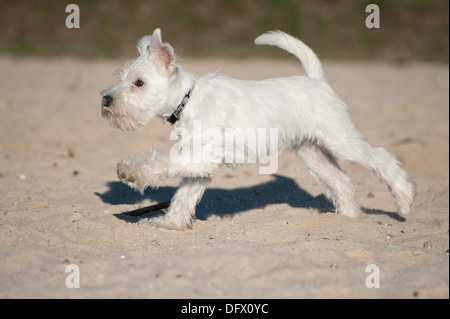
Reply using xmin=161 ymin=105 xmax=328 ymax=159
xmin=296 ymin=142 xmax=361 ymax=217
xmin=322 ymin=132 xmax=415 ymax=216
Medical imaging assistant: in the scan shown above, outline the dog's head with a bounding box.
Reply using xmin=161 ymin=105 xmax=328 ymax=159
xmin=101 ymin=28 xmax=178 ymax=131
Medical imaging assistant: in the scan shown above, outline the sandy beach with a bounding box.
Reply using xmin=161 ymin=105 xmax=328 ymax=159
xmin=0 ymin=56 xmax=448 ymax=298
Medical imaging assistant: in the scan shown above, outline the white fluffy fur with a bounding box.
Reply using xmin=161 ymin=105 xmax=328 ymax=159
xmin=101 ymin=28 xmax=415 ymax=230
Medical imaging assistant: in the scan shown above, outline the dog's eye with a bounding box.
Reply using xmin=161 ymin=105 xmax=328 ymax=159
xmin=134 ymin=79 xmax=144 ymax=87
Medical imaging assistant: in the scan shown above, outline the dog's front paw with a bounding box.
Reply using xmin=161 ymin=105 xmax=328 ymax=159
xmin=117 ymin=160 xmax=145 ymax=194
xmin=138 ymin=214 xmax=193 ymax=230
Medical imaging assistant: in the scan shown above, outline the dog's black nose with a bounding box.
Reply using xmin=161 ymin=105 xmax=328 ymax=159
xmin=102 ymin=95 xmax=113 ymax=107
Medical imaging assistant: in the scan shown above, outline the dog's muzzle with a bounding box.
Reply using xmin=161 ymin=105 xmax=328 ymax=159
xmin=102 ymin=95 xmax=113 ymax=108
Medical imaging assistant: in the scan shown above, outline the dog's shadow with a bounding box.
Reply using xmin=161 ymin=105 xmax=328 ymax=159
xmin=95 ymin=174 xmax=404 ymax=223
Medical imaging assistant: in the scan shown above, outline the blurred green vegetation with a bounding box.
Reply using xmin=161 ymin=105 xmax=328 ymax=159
xmin=0 ymin=0 xmax=448 ymax=61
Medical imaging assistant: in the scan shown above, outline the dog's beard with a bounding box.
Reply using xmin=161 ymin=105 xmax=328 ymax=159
xmin=101 ymin=106 xmax=142 ymax=131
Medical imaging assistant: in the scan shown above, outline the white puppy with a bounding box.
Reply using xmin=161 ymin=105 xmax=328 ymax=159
xmin=101 ymin=28 xmax=415 ymax=230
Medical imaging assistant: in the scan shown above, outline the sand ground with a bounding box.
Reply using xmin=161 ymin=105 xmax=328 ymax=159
xmin=0 ymin=56 xmax=448 ymax=298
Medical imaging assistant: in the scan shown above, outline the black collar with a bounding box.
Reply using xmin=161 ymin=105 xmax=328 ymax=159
xmin=167 ymin=85 xmax=194 ymax=124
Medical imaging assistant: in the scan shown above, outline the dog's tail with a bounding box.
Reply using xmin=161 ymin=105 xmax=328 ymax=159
xmin=255 ymin=30 xmax=326 ymax=81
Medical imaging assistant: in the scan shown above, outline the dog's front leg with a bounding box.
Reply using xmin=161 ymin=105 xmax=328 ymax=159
xmin=117 ymin=146 xmax=219 ymax=193
xmin=117 ymin=147 xmax=218 ymax=229
xmin=139 ymin=176 xmax=213 ymax=229
xmin=116 ymin=147 xmax=163 ymax=194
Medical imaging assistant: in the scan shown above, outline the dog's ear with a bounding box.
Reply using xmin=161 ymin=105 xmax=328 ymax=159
xmin=137 ymin=35 xmax=152 ymax=57
xmin=149 ymin=28 xmax=177 ymax=74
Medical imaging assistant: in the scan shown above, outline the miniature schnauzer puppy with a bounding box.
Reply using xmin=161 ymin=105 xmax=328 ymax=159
xmin=101 ymin=28 xmax=415 ymax=230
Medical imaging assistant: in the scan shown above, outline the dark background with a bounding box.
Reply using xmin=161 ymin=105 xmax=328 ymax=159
xmin=0 ymin=0 xmax=448 ymax=62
